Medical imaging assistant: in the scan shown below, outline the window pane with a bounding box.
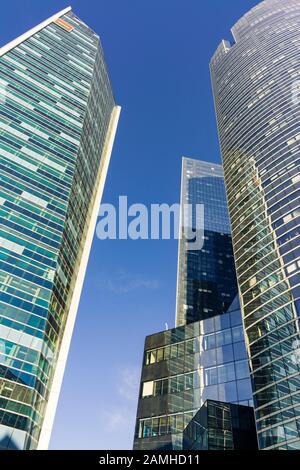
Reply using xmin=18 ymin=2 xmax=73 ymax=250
xmin=159 ymin=416 xmax=168 ymax=436
xmin=201 ymin=349 xmax=217 ymax=367
xmin=177 ymin=342 xmax=185 ymax=357
xmin=139 ymin=420 xmax=144 ymax=438
xmin=185 ymin=373 xmax=194 ymax=390
xmin=177 ymin=375 xmax=185 ymax=392
xmin=216 ymin=345 xmax=234 ymax=364
xmin=232 ymin=326 xmax=244 ymax=343
xmin=142 ymin=381 xmax=154 ymax=397
xmin=152 ymin=418 xmax=159 ymax=437
xmin=154 ymin=380 xmax=162 ymax=396
xmin=235 ymin=360 xmax=250 ymax=379
xmin=171 ymin=344 xmax=178 ymax=358
xmin=218 ymin=363 xmax=235 ymax=383
xmin=157 ymin=348 xmax=164 ymax=362
xmin=164 ymin=345 xmax=170 ymax=360
xmin=170 ymin=415 xmax=177 ymax=433
xmin=176 ymin=414 xmax=184 ymax=432
xmin=143 ymin=419 xmax=152 ymax=438
xmin=149 ymin=350 xmax=156 ymax=364
xmin=145 ymin=351 xmax=151 ymax=365
xmin=216 ymin=329 xmax=232 ymax=347
xmin=237 ymin=378 xmax=252 ymax=401
xmin=161 ymin=379 xmax=168 ymax=395
xmin=204 ymin=367 xmax=218 ymax=386
xmin=170 ymin=377 xmax=178 ymax=393
xmin=185 ymin=339 xmax=196 ymax=354
xmin=203 ymin=334 xmax=216 ymax=350
xmin=233 ymin=341 xmax=247 ymax=360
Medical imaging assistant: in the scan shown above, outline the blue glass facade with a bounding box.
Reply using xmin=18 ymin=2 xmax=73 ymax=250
xmin=176 ymin=158 xmax=238 ymax=326
xmin=183 ymin=400 xmax=257 ymax=450
xmin=133 ymin=308 xmax=253 ymax=450
xmin=0 ymin=8 xmax=119 ymax=449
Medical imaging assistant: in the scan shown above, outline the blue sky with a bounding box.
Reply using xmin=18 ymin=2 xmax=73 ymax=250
xmin=0 ymin=0 xmax=259 ymax=449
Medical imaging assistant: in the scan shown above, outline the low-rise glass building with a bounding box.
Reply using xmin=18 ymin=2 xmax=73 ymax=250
xmin=134 ymin=307 xmax=253 ymax=450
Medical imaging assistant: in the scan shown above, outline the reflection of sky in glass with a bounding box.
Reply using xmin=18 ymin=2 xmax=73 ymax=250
xmin=183 ymin=158 xmax=230 ymax=234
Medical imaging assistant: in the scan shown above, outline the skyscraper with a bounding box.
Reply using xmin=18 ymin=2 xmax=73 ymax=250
xmin=210 ymin=0 xmax=300 ymax=450
xmin=176 ymin=158 xmax=238 ymax=326
xmin=133 ymin=158 xmax=255 ymax=450
xmin=0 ymin=7 xmax=120 ymax=450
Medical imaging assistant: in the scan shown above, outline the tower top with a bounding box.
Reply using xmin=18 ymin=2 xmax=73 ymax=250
xmin=0 ymin=6 xmax=71 ymax=57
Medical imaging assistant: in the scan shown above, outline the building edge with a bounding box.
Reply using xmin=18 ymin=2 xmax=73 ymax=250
xmin=0 ymin=7 xmax=72 ymax=57
xmin=175 ymin=157 xmax=185 ymax=326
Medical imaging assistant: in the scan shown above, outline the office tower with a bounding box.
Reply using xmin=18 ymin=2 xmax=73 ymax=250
xmin=210 ymin=0 xmax=300 ymax=450
xmin=0 ymin=7 xmax=120 ymax=450
xmin=176 ymin=158 xmax=238 ymax=326
xmin=133 ymin=158 xmax=255 ymax=451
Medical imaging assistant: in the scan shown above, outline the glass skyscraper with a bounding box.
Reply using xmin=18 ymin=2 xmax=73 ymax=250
xmin=211 ymin=0 xmax=300 ymax=450
xmin=176 ymin=158 xmax=238 ymax=326
xmin=0 ymin=7 xmax=120 ymax=449
xmin=133 ymin=158 xmax=255 ymax=450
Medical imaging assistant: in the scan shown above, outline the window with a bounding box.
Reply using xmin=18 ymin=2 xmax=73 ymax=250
xmin=237 ymin=378 xmax=252 ymax=401
xmin=216 ymin=329 xmax=232 ymax=347
xmin=185 ymin=372 xmax=194 ymax=390
xmin=145 ymin=350 xmax=156 ymax=365
xmin=142 ymin=419 xmax=152 ymax=438
xmin=177 ymin=342 xmax=185 ymax=357
xmin=157 ymin=348 xmax=164 ymax=362
xmin=218 ymin=363 xmax=235 ymax=383
xmin=176 ymin=414 xmax=184 ymax=432
xmin=203 ymin=333 xmax=216 ymax=350
xmin=170 ymin=377 xmax=179 ymax=393
xmin=154 ymin=379 xmax=168 ymax=396
xmin=216 ymin=344 xmax=234 ymax=364
xmin=164 ymin=345 xmax=170 ymax=360
xmin=283 ymin=213 xmax=293 ymax=224
xmin=185 ymin=339 xmax=196 ymax=354
xmin=292 ymin=175 xmax=300 ymax=184
xmin=159 ymin=416 xmax=169 ymax=435
xmin=232 ymin=326 xmax=244 ymax=343
xmin=169 ymin=415 xmax=177 ymax=433
xmin=287 ymin=263 xmax=297 ymax=274
xmin=177 ymin=375 xmax=185 ymax=392
xmin=235 ymin=360 xmax=249 ymax=379
xmin=205 ymin=367 xmax=218 ymax=386
xmin=170 ymin=344 xmax=178 ymax=359
xmin=142 ymin=381 xmax=154 ymax=397
xmin=233 ymin=341 xmax=247 ymax=360
xmin=152 ymin=418 xmax=159 ymax=437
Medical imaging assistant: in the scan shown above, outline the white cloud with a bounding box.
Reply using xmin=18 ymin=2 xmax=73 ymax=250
xmin=103 ymin=408 xmax=135 ymax=433
xmin=118 ymin=366 xmax=140 ymax=402
xmin=101 ymin=270 xmax=160 ymax=294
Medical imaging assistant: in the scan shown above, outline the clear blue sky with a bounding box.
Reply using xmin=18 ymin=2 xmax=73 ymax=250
xmin=0 ymin=0 xmax=259 ymax=449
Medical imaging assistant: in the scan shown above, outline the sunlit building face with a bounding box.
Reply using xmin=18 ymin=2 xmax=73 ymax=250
xmin=211 ymin=0 xmax=300 ymax=450
xmin=0 ymin=8 xmax=120 ymax=449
